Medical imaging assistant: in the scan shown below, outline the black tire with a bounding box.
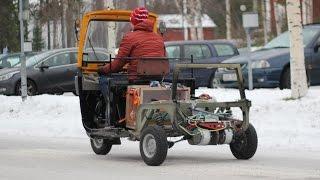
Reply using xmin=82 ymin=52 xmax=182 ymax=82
xmin=90 ymin=138 xmax=112 ymax=155
xmin=15 ymin=79 xmax=37 ymax=96
xmin=281 ymin=67 xmax=310 ymax=89
xmin=230 ymin=124 xmax=258 ymax=160
xmin=140 ymin=126 xmax=168 ymax=166
xmin=281 ymin=67 xmax=291 ymax=89
xmin=72 ymin=91 xmax=78 ymax=96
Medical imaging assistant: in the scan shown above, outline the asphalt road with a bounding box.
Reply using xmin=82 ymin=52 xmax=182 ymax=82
xmin=0 ymin=136 xmax=319 ymax=180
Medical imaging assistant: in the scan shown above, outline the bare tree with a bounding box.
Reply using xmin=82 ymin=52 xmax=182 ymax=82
xmin=226 ymin=0 xmax=231 ymax=40
xmin=60 ymin=0 xmax=66 ymax=48
xmin=261 ymin=0 xmax=268 ymax=44
xmin=286 ymin=0 xmax=308 ymax=98
xmin=302 ymin=0 xmax=313 ymax=24
xmin=194 ymin=0 xmax=203 ymax=40
xmin=174 ymin=0 xmax=203 ymax=40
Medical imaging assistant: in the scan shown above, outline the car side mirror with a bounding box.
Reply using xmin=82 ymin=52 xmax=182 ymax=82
xmin=314 ymin=42 xmax=320 ymax=53
xmin=158 ymin=21 xmax=167 ymax=35
xmin=39 ymin=62 xmax=49 ymax=71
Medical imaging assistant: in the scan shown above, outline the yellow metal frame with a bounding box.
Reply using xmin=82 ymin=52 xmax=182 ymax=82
xmin=77 ymin=10 xmax=158 ymax=73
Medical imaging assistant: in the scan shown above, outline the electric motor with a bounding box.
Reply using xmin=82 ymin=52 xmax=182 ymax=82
xmin=188 ymin=128 xmax=234 ymax=145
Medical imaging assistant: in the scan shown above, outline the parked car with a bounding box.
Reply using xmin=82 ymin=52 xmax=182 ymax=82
xmin=214 ymin=24 xmax=320 ymax=89
xmin=0 ymin=48 xmax=108 ymax=95
xmin=165 ymin=40 xmax=239 ymax=87
xmin=0 ymin=52 xmax=37 ymax=69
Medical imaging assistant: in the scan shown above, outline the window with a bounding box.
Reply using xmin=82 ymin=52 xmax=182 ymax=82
xmin=70 ymin=52 xmax=78 ymax=64
xmin=166 ymin=46 xmax=180 ymax=59
xmin=184 ymin=45 xmax=211 ymax=59
xmin=83 ymin=51 xmax=109 ymax=61
xmin=44 ymin=53 xmax=71 ymax=67
xmin=213 ymin=44 xmax=236 ymax=56
xmin=264 ymin=28 xmax=320 ymax=49
xmin=1 ymin=56 xmax=20 ymax=68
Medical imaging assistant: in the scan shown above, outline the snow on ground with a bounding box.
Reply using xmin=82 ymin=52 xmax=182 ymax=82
xmin=0 ymin=95 xmax=85 ymax=138
xmin=1 ymin=87 xmax=320 ymax=151
xmin=197 ymin=86 xmax=320 ymax=151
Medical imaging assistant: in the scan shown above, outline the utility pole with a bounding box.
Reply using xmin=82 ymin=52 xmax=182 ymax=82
xmin=287 ymin=0 xmax=308 ymax=98
xmin=19 ymin=0 xmax=28 ymax=101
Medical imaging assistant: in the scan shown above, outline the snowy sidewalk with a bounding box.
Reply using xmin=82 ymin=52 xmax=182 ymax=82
xmin=1 ymin=87 xmax=320 ymax=151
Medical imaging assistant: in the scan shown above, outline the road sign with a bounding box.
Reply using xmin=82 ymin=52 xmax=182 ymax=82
xmin=242 ymin=12 xmax=259 ymax=28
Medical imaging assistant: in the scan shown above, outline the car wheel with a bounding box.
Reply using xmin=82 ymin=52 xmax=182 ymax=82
xmin=15 ymin=80 xmax=37 ymax=96
xmin=72 ymin=91 xmax=78 ymax=96
xmin=281 ymin=67 xmax=310 ymax=89
xmin=281 ymin=68 xmax=291 ymax=89
xmin=210 ymin=77 xmax=221 ymax=88
xmin=140 ymin=126 xmax=168 ymax=166
xmin=55 ymin=92 xmax=64 ymax=95
xmin=230 ymin=124 xmax=258 ymax=160
xmin=90 ymin=138 xmax=112 ymax=155
xmin=209 ymin=73 xmax=221 ymax=88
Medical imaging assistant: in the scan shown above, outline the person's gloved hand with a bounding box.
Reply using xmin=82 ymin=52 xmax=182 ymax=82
xmin=97 ymin=67 xmax=106 ymax=76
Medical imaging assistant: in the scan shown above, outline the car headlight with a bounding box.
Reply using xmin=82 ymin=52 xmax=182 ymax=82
xmin=251 ymin=60 xmax=270 ymax=69
xmin=0 ymin=71 xmax=18 ymax=81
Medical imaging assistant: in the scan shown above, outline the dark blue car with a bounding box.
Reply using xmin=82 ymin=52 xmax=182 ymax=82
xmin=214 ymin=24 xmax=320 ymax=89
xmin=165 ymin=40 xmax=239 ymax=87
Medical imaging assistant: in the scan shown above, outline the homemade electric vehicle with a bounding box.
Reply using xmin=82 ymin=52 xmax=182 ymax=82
xmin=75 ymin=10 xmax=258 ymax=166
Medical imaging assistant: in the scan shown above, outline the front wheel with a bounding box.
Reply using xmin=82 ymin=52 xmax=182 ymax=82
xmin=230 ymin=124 xmax=258 ymax=160
xmin=140 ymin=126 xmax=168 ymax=166
xmin=90 ymin=138 xmax=112 ymax=155
xmin=281 ymin=68 xmax=291 ymax=89
xmin=209 ymin=74 xmax=220 ymax=88
xmin=280 ymin=67 xmax=310 ymax=89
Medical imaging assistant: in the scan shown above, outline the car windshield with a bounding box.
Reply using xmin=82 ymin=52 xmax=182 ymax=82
xmin=84 ymin=21 xmax=131 ymax=60
xmin=14 ymin=51 xmax=55 ymax=67
xmin=263 ymin=28 xmax=320 ymax=49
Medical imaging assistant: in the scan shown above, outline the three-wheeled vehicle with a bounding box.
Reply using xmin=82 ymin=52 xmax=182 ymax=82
xmin=75 ymin=10 xmax=258 ymax=166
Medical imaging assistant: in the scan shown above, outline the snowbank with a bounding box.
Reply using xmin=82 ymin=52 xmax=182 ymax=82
xmin=1 ymin=87 xmax=320 ymax=150
xmin=197 ymin=87 xmax=320 ymax=151
xmin=0 ymin=95 xmax=85 ymax=138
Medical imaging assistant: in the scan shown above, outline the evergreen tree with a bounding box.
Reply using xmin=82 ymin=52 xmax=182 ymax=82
xmin=0 ymin=0 xmax=20 ymax=53
xmin=32 ymin=25 xmax=44 ymax=51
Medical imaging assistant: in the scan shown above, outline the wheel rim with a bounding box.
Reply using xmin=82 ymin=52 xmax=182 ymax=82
xmin=93 ymin=138 xmax=104 ymax=148
xmin=211 ymin=78 xmax=220 ymax=88
xmin=17 ymin=82 xmax=35 ymax=96
xmin=232 ymin=133 xmax=248 ymax=151
xmin=142 ymin=134 xmax=157 ymax=158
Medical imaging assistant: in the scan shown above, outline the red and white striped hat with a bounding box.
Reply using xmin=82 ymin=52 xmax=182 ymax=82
xmin=130 ymin=7 xmax=149 ymax=25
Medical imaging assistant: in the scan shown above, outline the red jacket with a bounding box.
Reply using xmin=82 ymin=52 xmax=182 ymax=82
xmin=102 ymin=19 xmax=166 ymax=75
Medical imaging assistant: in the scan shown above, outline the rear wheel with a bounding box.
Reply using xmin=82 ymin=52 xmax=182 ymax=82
xmin=140 ymin=126 xmax=168 ymax=166
xmin=15 ymin=80 xmax=37 ymax=96
xmin=230 ymin=124 xmax=258 ymax=160
xmin=90 ymin=138 xmax=112 ymax=155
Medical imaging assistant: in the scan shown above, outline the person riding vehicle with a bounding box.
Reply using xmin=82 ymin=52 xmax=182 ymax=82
xmin=96 ymin=7 xmax=167 ymax=126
